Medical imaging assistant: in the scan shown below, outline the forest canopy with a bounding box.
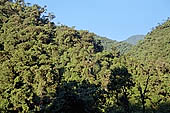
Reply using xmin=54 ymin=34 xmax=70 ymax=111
xmin=0 ymin=0 xmax=169 ymax=113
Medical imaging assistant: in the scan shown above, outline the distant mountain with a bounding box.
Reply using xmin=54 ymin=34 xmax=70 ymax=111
xmin=94 ymin=34 xmax=146 ymax=55
xmin=124 ymin=35 xmax=145 ymax=45
xmin=94 ymin=35 xmax=117 ymax=51
xmin=94 ymin=35 xmax=133 ymax=55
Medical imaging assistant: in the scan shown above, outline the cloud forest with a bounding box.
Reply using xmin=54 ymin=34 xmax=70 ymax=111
xmin=0 ymin=0 xmax=170 ymax=113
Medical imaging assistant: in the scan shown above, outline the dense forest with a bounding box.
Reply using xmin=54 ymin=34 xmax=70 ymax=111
xmin=0 ymin=0 xmax=169 ymax=113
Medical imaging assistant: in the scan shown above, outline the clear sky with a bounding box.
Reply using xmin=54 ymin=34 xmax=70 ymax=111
xmin=25 ymin=0 xmax=170 ymax=41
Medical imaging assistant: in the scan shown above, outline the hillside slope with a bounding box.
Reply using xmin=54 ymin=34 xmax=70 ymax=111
xmin=124 ymin=35 xmax=145 ymax=45
xmin=123 ymin=20 xmax=170 ymax=113
xmin=130 ymin=20 xmax=170 ymax=66
xmin=94 ymin=35 xmax=117 ymax=51
xmin=94 ymin=35 xmax=133 ymax=55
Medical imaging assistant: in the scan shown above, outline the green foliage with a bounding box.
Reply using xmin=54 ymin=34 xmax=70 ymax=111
xmin=0 ymin=1 xmax=59 ymax=112
xmin=0 ymin=1 xmax=169 ymax=113
xmin=122 ymin=20 xmax=170 ymax=112
xmin=114 ymin=42 xmax=133 ymax=55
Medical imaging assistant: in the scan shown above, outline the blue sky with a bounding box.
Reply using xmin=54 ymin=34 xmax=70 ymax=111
xmin=25 ymin=0 xmax=170 ymax=41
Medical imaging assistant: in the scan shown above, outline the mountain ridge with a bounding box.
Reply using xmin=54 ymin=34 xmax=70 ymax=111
xmin=123 ymin=35 xmax=145 ymax=45
xmin=94 ymin=34 xmax=145 ymax=54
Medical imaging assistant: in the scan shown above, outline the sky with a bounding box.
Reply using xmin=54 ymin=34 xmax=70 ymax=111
xmin=25 ymin=0 xmax=170 ymax=41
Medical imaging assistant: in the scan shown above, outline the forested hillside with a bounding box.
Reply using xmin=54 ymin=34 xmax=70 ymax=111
xmin=124 ymin=35 xmax=145 ymax=45
xmin=0 ymin=0 xmax=169 ymax=113
xmin=123 ymin=20 xmax=170 ymax=113
xmin=94 ymin=35 xmax=117 ymax=51
xmin=94 ymin=35 xmax=145 ymax=55
xmin=130 ymin=22 xmax=170 ymax=64
xmin=94 ymin=36 xmax=133 ymax=55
